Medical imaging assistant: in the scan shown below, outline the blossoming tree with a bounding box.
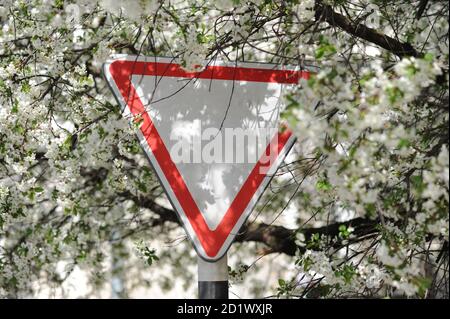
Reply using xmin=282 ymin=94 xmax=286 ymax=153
xmin=0 ymin=0 xmax=448 ymax=298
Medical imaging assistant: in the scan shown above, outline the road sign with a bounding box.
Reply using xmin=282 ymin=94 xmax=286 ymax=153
xmin=103 ymin=55 xmax=309 ymax=261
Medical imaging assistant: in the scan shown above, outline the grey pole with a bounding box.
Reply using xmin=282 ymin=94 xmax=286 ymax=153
xmin=198 ymin=254 xmax=228 ymax=299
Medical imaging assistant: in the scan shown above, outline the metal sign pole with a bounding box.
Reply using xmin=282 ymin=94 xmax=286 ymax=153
xmin=198 ymin=254 xmax=228 ymax=299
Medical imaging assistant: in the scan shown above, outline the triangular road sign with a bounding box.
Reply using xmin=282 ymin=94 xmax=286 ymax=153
xmin=103 ymin=56 xmax=310 ymax=261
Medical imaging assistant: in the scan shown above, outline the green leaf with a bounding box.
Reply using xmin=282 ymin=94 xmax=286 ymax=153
xmin=338 ymin=225 xmax=350 ymax=239
xmin=34 ymin=186 xmax=44 ymax=193
xmin=54 ymin=0 xmax=64 ymax=10
xmin=386 ymin=87 xmax=404 ymax=104
xmin=335 ymin=265 xmax=356 ymax=284
xmin=424 ymin=53 xmax=434 ymax=62
xmin=136 ymin=181 xmax=147 ymax=193
xmin=397 ymin=138 xmax=410 ymax=149
xmin=315 ymin=46 xmax=326 ymax=59
xmin=412 ymin=276 xmax=432 ymax=298
xmin=21 ymin=82 xmax=31 ymax=93
xmin=365 ymin=203 xmax=376 ymax=217
xmin=11 ymin=100 xmax=19 ymax=114
xmin=316 ymin=179 xmax=332 ymax=192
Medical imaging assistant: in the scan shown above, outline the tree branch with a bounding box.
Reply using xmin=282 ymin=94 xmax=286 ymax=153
xmin=234 ymin=216 xmax=379 ymax=256
xmin=315 ymin=2 xmax=419 ymax=58
xmin=123 ymin=192 xmax=380 ymax=257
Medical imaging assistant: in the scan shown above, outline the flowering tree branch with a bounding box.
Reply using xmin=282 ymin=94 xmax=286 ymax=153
xmin=314 ymin=1 xmax=419 ymax=58
xmin=124 ymin=192 xmax=379 ymax=256
xmin=122 ymin=192 xmax=446 ymax=262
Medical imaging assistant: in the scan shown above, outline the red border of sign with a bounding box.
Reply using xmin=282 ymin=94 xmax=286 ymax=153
xmin=107 ymin=59 xmax=309 ymax=258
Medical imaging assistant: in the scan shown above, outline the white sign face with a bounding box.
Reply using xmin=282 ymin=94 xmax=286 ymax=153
xmin=103 ymin=55 xmax=310 ymax=261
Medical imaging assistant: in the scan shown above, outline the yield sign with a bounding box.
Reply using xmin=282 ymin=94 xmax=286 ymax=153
xmin=103 ymin=55 xmax=309 ymax=261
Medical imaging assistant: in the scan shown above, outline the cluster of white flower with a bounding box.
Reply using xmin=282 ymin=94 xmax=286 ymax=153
xmin=376 ymin=241 xmax=406 ymax=268
xmin=421 ymin=145 xmax=449 ymax=238
xmin=177 ymin=26 xmax=209 ymax=72
xmin=357 ymin=263 xmax=386 ymax=290
xmin=100 ymin=0 xmax=159 ymax=22
xmin=298 ymin=250 xmax=341 ymax=286
xmin=293 ymin=0 xmax=315 ymax=22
